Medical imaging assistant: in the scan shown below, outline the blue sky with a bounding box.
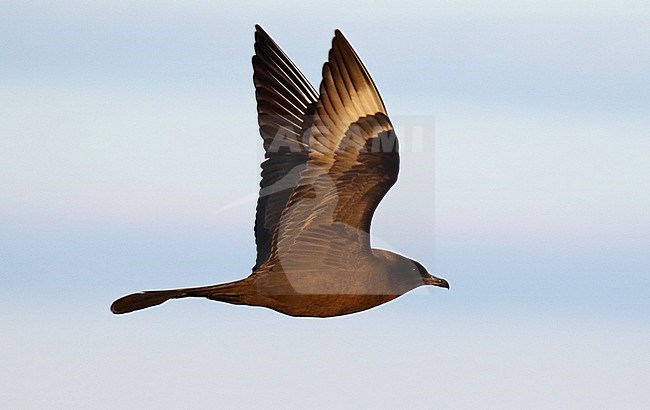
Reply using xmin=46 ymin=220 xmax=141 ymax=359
xmin=1 ymin=1 xmax=648 ymax=408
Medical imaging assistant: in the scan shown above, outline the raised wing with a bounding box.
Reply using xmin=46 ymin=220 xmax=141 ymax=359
xmin=252 ymin=25 xmax=319 ymax=270
xmin=267 ymin=30 xmax=399 ymax=270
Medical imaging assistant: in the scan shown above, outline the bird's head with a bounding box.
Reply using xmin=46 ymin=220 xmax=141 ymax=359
xmin=376 ymin=249 xmax=450 ymax=291
xmin=411 ymin=259 xmax=450 ymax=289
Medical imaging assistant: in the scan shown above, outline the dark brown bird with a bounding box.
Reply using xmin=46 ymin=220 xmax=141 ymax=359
xmin=111 ymin=26 xmax=449 ymax=318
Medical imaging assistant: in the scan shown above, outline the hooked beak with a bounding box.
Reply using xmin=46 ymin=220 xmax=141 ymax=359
xmin=425 ymin=276 xmax=450 ymax=289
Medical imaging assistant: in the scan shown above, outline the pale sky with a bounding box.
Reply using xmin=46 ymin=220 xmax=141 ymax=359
xmin=1 ymin=1 xmax=648 ymax=408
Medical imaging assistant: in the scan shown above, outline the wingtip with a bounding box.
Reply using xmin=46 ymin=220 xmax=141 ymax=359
xmin=254 ymin=24 xmax=269 ymax=42
xmin=332 ymin=29 xmax=342 ymax=45
xmin=325 ymin=27 xmax=387 ymax=115
xmin=333 ymin=29 xmax=349 ymax=45
xmin=331 ymin=29 xmax=355 ymax=55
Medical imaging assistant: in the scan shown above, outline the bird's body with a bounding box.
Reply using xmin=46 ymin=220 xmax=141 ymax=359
xmin=111 ymin=26 xmax=449 ymax=318
xmin=113 ymin=248 xmax=438 ymax=317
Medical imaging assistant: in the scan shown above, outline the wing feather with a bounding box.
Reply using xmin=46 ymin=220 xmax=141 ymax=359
xmin=253 ymin=25 xmax=318 ymax=269
xmin=266 ymin=30 xmax=398 ymax=269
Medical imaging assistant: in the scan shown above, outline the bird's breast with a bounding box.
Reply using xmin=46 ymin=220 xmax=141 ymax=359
xmin=260 ymin=293 xmax=400 ymax=317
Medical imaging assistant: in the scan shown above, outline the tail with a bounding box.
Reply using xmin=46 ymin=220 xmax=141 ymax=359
xmin=110 ymin=280 xmax=250 ymax=315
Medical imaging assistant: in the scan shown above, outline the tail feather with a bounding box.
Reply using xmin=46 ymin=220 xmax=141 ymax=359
xmin=111 ymin=289 xmax=186 ymax=314
xmin=110 ymin=280 xmax=251 ymax=314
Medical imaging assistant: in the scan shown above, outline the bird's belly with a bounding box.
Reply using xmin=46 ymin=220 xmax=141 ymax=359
xmin=261 ymin=294 xmax=398 ymax=317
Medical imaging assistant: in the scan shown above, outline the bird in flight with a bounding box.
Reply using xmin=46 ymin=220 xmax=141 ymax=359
xmin=111 ymin=25 xmax=449 ymax=318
